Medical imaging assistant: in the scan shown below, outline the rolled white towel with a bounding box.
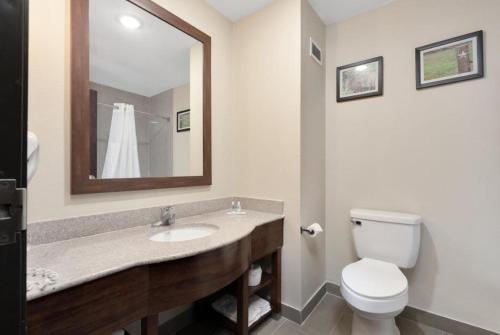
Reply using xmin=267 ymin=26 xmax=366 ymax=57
xmin=249 ymin=264 xmax=263 ymax=287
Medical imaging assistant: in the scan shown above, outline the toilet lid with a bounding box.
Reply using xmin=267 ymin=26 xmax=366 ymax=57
xmin=342 ymin=258 xmax=408 ymax=299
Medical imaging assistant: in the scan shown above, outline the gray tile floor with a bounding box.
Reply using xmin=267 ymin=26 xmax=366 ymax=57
xmin=176 ymin=294 xmax=450 ymax=335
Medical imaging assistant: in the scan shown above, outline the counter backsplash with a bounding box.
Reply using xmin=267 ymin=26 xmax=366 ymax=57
xmin=28 ymin=197 xmax=284 ymax=245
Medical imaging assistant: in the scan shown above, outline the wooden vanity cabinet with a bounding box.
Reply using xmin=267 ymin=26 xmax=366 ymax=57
xmin=251 ymin=219 xmax=284 ymax=262
xmin=148 ymin=238 xmax=250 ymax=314
xmin=27 ymin=219 xmax=283 ymax=335
xmin=27 ymin=267 xmax=149 ymax=335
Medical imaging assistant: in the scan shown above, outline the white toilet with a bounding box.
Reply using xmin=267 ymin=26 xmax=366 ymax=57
xmin=341 ymin=209 xmax=422 ymax=335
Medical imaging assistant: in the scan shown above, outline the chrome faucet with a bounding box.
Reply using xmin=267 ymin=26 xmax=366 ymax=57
xmin=152 ymin=206 xmax=176 ymax=227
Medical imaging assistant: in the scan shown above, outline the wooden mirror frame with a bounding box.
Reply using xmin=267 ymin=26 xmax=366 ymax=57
xmin=71 ymin=0 xmax=211 ymax=194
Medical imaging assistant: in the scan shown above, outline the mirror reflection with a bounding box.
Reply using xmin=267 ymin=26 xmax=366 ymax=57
xmin=89 ymin=0 xmax=203 ymax=179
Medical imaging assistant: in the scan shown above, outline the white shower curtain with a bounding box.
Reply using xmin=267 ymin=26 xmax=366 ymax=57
xmin=102 ymin=103 xmax=141 ymax=178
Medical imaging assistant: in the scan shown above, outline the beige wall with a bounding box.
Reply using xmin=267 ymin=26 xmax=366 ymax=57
xmin=28 ymin=0 xmax=322 ymax=311
xmin=28 ymin=0 xmax=235 ymax=222
xmin=150 ymin=89 xmax=173 ymax=177
xmin=233 ymin=0 xmax=303 ymax=308
xmin=172 ymin=84 xmax=190 ymax=176
xmin=189 ymin=43 xmax=204 ymax=176
xmin=28 ymin=0 xmax=499 ymax=327
xmin=300 ymin=0 xmax=326 ymax=306
xmin=325 ymin=0 xmax=500 ymax=332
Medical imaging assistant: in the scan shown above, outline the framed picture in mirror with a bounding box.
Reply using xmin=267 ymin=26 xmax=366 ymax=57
xmin=177 ymin=110 xmax=190 ymax=132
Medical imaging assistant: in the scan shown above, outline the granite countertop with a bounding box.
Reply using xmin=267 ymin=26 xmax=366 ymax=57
xmin=27 ymin=209 xmax=284 ymax=301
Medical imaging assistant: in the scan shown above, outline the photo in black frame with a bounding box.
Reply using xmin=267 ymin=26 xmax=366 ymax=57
xmin=176 ymin=109 xmax=190 ymax=132
xmin=416 ymin=31 xmax=484 ymax=89
xmin=336 ymin=56 xmax=384 ymax=102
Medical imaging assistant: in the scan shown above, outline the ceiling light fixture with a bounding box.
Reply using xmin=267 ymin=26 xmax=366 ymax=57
xmin=119 ymin=15 xmax=141 ymax=30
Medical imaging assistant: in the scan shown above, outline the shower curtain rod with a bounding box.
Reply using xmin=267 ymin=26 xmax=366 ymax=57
xmin=97 ymin=102 xmax=170 ymax=121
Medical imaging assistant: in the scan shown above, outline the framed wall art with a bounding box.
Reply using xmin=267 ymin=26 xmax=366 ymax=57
xmin=337 ymin=56 xmax=384 ymax=102
xmin=176 ymin=109 xmax=191 ymax=132
xmin=416 ymin=31 xmax=483 ymax=89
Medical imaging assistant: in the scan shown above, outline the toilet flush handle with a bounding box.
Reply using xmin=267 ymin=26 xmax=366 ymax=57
xmin=350 ymin=219 xmax=362 ymax=226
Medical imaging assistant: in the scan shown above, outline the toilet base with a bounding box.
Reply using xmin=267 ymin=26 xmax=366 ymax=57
xmin=351 ymin=313 xmax=400 ymax=335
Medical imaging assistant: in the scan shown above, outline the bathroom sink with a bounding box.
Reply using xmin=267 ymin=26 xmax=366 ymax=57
xmin=149 ymin=224 xmax=218 ymax=242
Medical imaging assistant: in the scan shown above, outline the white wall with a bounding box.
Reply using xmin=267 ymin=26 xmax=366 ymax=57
xmin=325 ymin=0 xmax=500 ymax=332
xmin=233 ymin=0 xmax=303 ymax=309
xmin=28 ymin=0 xmax=235 ymax=222
xmin=300 ymin=0 xmax=326 ymax=306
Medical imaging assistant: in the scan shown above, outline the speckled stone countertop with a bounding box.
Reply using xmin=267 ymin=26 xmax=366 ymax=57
xmin=27 ymin=209 xmax=284 ymax=301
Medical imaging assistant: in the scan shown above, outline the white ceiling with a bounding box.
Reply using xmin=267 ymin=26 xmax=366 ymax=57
xmin=90 ymin=0 xmax=200 ymax=97
xmin=205 ymin=0 xmax=274 ymax=22
xmin=308 ymin=0 xmax=394 ymax=25
xmin=89 ymin=0 xmax=393 ymax=97
xmin=206 ymin=0 xmax=394 ymax=25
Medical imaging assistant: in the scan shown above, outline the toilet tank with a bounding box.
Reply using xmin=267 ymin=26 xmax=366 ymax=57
xmin=350 ymin=209 xmax=422 ymax=268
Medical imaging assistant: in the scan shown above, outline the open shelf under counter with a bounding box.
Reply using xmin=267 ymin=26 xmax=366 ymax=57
xmin=248 ymin=272 xmax=273 ymax=297
xmin=215 ymin=308 xmax=273 ymax=333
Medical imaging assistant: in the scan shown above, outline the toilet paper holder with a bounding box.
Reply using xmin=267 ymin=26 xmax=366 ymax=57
xmin=300 ymin=226 xmax=314 ymax=235
xmin=300 ymin=223 xmax=324 ymax=236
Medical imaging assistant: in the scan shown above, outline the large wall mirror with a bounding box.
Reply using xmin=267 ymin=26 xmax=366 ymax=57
xmin=71 ymin=0 xmax=211 ymax=194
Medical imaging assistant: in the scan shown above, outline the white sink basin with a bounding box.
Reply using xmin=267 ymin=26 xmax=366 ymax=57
xmin=149 ymin=224 xmax=218 ymax=242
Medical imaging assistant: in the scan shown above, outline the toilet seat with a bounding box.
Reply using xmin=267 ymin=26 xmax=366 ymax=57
xmin=342 ymin=258 xmax=407 ymax=299
xmin=341 ymin=258 xmax=408 ymax=315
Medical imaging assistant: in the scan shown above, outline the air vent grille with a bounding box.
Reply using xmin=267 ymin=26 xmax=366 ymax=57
xmin=310 ymin=37 xmax=322 ymax=65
